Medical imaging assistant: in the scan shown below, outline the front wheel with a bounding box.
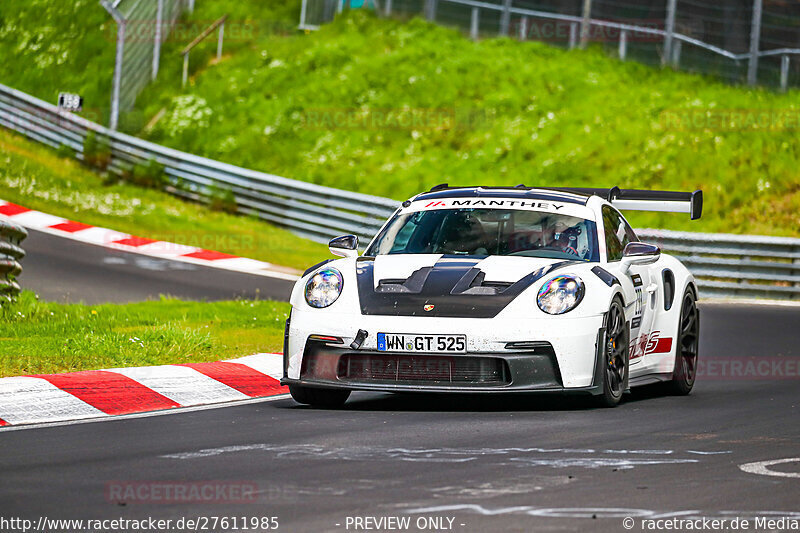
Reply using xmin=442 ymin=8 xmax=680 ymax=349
xmin=667 ymin=288 xmax=699 ymax=395
xmin=596 ymin=298 xmax=629 ymax=408
xmin=289 ymin=385 xmax=350 ymax=408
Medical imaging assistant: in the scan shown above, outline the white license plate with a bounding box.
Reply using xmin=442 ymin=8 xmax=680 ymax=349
xmin=377 ymin=333 xmax=466 ymax=353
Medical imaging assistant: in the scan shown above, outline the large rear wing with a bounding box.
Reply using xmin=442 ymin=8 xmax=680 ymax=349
xmin=548 ymin=187 xmax=703 ymax=220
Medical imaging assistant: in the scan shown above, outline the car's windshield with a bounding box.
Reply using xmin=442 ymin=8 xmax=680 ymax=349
xmin=366 ymin=208 xmax=600 ymax=261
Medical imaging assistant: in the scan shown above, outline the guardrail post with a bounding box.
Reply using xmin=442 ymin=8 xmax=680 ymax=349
xmin=470 ymin=7 xmax=480 ymax=40
xmin=780 ymin=54 xmax=790 ymax=92
xmin=747 ymin=0 xmax=763 ymax=86
xmin=569 ymin=22 xmax=577 ymax=49
xmin=519 ymin=16 xmax=528 ymax=40
xmin=619 ymin=29 xmax=628 ymax=60
xmin=500 ymin=0 xmax=512 ymax=37
xmin=385 ymin=0 xmax=392 ymax=16
xmin=153 ymin=0 xmax=164 ymax=79
xmin=580 ymin=0 xmax=593 ymax=48
xmin=663 ymin=0 xmax=677 ymax=66
xmin=187 ymin=0 xmax=194 ymax=14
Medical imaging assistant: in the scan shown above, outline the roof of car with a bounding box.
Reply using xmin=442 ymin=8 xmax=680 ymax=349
xmin=412 ymin=186 xmax=592 ymax=205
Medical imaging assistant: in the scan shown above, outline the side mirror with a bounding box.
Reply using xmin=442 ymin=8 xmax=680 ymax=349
xmin=329 ymin=234 xmax=359 ymax=258
xmin=620 ymin=242 xmax=660 ymax=274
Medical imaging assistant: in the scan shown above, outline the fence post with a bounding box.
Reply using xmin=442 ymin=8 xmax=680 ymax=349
xmin=188 ymin=0 xmax=194 ymax=14
xmin=470 ymin=7 xmax=479 ymax=40
xmin=580 ymin=0 xmax=592 ymax=48
xmin=672 ymin=39 xmax=682 ymax=67
xmin=101 ymin=1 xmax=125 ymax=131
xmin=153 ymin=0 xmax=164 ymax=79
xmin=424 ymin=0 xmax=437 ymax=21
xmin=385 ymin=0 xmax=392 ymax=16
xmin=217 ymin=19 xmax=225 ymax=59
xmin=619 ymin=29 xmax=627 ymax=60
xmin=747 ymin=0 xmax=763 ymax=86
xmin=519 ymin=16 xmax=528 ymax=40
xmin=300 ymin=0 xmax=308 ymax=28
xmin=182 ymin=52 xmax=189 ymax=88
xmin=500 ymin=0 xmax=512 ymax=37
xmin=663 ymin=0 xmax=676 ymax=66
xmin=780 ymin=54 xmax=790 ymax=92
xmin=569 ymin=22 xmax=577 ymax=49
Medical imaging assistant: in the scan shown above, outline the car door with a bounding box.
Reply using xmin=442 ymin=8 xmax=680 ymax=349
xmin=601 ymin=206 xmax=658 ymax=370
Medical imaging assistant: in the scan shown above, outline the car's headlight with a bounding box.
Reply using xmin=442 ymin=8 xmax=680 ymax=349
xmin=305 ymin=268 xmax=344 ymax=308
xmin=537 ymin=275 xmax=585 ymax=315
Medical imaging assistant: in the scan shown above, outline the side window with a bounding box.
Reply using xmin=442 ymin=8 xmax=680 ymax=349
xmin=603 ymin=206 xmax=639 ymax=261
xmin=602 ymin=206 xmax=624 ymax=261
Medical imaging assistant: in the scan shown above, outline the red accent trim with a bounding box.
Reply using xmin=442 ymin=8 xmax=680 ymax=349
xmin=652 ymin=337 xmax=673 ymax=354
xmin=113 ymin=236 xmax=157 ymax=247
xmin=35 ymin=371 xmax=180 ymax=415
xmin=182 ymin=249 xmax=238 ymax=261
xmin=50 ymin=221 xmax=94 ymax=233
xmin=0 ymin=417 xmax=8 ymax=426
xmin=179 ymin=362 xmax=287 ymax=397
xmin=0 ymin=203 xmax=31 ymax=217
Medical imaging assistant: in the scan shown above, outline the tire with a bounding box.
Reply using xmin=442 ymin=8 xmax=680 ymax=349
xmin=289 ymin=385 xmax=350 ymax=408
xmin=596 ymin=298 xmax=629 ymax=408
xmin=667 ymin=287 xmax=699 ymax=395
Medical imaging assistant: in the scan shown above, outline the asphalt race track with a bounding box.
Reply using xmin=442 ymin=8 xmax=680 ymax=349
xmin=3 ymin=233 xmax=800 ymax=532
xmin=17 ymin=229 xmax=295 ymax=303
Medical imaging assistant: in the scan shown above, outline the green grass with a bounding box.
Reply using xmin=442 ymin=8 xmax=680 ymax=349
xmin=0 ymin=128 xmax=329 ymax=271
xmin=0 ymin=291 xmax=289 ymax=377
xmin=134 ymin=11 xmax=799 ymax=237
xmin=2 ymin=4 xmax=799 ymax=236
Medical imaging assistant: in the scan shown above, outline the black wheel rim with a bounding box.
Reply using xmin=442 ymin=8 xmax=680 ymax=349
xmin=605 ymin=302 xmax=627 ymax=397
xmin=678 ymin=293 xmax=699 ymax=385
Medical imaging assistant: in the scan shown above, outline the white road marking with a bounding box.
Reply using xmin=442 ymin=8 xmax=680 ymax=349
xmin=739 ymin=458 xmax=800 ymax=478
xmin=0 ymin=376 xmax=103 ymax=425
xmin=509 ymin=457 xmax=698 ymax=469
xmin=108 ymin=365 xmax=249 ymax=406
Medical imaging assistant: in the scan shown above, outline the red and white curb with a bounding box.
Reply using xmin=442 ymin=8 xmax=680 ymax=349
xmin=0 ymin=200 xmax=299 ymax=281
xmin=0 ymin=353 xmax=288 ymax=428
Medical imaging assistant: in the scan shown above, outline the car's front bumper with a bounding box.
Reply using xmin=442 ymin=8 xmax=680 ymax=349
xmin=281 ymin=311 xmax=608 ymax=394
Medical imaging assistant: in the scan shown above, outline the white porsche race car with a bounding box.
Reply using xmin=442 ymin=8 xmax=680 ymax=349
xmin=281 ymin=185 xmax=702 ymax=407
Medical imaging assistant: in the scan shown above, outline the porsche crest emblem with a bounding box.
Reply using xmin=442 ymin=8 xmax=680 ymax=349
xmin=423 ymin=304 xmax=435 ymax=312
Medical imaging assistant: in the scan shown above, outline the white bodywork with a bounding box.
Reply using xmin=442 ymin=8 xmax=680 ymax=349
xmin=285 ymin=191 xmax=697 ymax=391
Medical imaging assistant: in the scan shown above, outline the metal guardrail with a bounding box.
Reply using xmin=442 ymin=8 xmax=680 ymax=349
xmin=0 ymin=219 xmax=27 ymax=300
xmin=1 ymin=82 xmax=799 ymax=301
xmin=0 ymin=82 xmax=399 ymax=245
xmin=638 ymin=229 xmax=800 ymax=301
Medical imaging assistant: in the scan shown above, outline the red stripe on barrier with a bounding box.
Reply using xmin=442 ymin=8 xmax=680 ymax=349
xmin=0 ymin=418 xmax=8 ymax=426
xmin=36 ymin=371 xmax=180 ymax=415
xmin=0 ymin=203 xmax=30 ymax=217
xmin=182 ymin=250 xmax=237 ymax=261
xmin=50 ymin=221 xmax=94 ymax=233
xmin=179 ymin=362 xmax=287 ymax=397
xmin=113 ymin=236 xmax=157 ymax=247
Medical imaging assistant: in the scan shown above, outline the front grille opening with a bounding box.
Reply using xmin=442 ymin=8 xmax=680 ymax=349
xmin=337 ymin=354 xmax=510 ymax=385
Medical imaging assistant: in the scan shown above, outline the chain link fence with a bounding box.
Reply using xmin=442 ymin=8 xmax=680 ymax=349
xmin=101 ymin=0 xmax=193 ymax=130
xmin=300 ymin=0 xmax=800 ymax=90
